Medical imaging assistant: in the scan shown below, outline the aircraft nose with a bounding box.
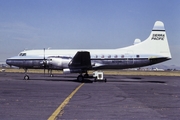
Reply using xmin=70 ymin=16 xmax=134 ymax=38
xmin=6 ymin=58 xmax=12 ymax=66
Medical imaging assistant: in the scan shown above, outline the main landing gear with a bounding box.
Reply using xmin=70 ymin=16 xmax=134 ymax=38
xmin=77 ymin=71 xmax=107 ymax=82
xmin=76 ymin=72 xmax=91 ymax=82
xmin=77 ymin=74 xmax=84 ymax=82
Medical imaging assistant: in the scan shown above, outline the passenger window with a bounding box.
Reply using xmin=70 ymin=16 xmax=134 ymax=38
xmin=114 ymin=55 xmax=118 ymax=58
xmin=101 ymin=55 xmax=104 ymax=58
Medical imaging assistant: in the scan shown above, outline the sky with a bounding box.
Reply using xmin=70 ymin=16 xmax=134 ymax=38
xmin=0 ymin=0 xmax=180 ymax=66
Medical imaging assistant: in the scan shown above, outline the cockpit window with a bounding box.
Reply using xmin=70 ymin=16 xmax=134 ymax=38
xmin=19 ymin=53 xmax=26 ymax=56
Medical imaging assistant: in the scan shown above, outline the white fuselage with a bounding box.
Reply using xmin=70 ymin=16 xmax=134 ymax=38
xmin=6 ymin=21 xmax=172 ymax=72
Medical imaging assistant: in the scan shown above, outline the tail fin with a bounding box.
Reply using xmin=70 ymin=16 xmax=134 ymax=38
xmin=126 ymin=21 xmax=172 ymax=59
xmin=147 ymin=21 xmax=171 ymax=58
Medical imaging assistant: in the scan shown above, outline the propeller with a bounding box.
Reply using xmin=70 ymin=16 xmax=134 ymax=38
xmin=40 ymin=48 xmax=51 ymax=76
xmin=39 ymin=48 xmax=48 ymax=76
xmin=43 ymin=48 xmax=46 ymax=76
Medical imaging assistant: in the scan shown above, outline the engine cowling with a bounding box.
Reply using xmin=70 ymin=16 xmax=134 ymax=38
xmin=47 ymin=57 xmax=71 ymax=69
xmin=63 ymin=68 xmax=71 ymax=74
xmin=63 ymin=68 xmax=83 ymax=74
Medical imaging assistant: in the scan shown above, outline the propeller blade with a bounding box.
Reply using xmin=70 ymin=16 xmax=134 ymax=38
xmin=43 ymin=48 xmax=45 ymax=76
xmin=43 ymin=48 xmax=45 ymax=60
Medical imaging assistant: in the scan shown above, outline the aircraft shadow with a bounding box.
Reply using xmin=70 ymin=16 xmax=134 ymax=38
xmin=29 ymin=78 xmax=94 ymax=83
xmin=108 ymin=79 xmax=166 ymax=84
xmin=46 ymin=79 xmax=94 ymax=83
xmin=18 ymin=74 xmax=166 ymax=84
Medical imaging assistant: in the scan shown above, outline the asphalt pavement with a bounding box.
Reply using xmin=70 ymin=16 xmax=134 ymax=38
xmin=0 ymin=72 xmax=180 ymax=120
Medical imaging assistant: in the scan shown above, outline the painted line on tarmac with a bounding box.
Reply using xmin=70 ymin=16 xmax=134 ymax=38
xmin=48 ymin=83 xmax=84 ymax=120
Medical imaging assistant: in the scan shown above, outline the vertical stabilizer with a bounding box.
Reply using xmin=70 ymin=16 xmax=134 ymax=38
xmin=126 ymin=21 xmax=171 ymax=59
xmin=149 ymin=21 xmax=171 ymax=58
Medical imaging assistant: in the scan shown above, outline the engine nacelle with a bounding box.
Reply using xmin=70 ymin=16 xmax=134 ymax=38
xmin=47 ymin=57 xmax=71 ymax=69
xmin=63 ymin=68 xmax=71 ymax=74
xmin=63 ymin=68 xmax=83 ymax=74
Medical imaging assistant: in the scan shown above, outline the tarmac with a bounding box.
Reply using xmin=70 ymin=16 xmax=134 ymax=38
xmin=0 ymin=72 xmax=180 ymax=120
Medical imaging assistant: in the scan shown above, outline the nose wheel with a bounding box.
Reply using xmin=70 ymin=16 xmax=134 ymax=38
xmin=23 ymin=68 xmax=30 ymax=80
xmin=24 ymin=75 xmax=29 ymax=80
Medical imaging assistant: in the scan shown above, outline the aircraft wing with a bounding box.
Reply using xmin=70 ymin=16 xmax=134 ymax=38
xmin=68 ymin=51 xmax=92 ymax=71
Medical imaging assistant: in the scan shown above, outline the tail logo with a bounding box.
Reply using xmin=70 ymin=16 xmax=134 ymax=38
xmin=151 ymin=34 xmax=165 ymax=40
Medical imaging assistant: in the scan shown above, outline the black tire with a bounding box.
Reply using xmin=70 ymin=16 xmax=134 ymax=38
xmin=77 ymin=75 xmax=84 ymax=82
xmin=24 ymin=75 xmax=29 ymax=80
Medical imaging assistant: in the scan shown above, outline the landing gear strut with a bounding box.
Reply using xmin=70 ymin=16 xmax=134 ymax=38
xmin=24 ymin=69 xmax=29 ymax=80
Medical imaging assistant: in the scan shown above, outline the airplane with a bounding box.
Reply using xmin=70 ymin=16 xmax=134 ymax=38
xmin=6 ymin=21 xmax=171 ymax=81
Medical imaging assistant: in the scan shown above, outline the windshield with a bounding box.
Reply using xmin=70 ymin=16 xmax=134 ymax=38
xmin=18 ymin=53 xmax=27 ymax=56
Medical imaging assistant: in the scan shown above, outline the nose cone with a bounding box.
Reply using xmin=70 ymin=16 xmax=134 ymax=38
xmin=6 ymin=58 xmax=12 ymax=66
xmin=6 ymin=56 xmax=17 ymax=66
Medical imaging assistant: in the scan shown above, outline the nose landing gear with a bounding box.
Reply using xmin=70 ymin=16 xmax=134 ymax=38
xmin=24 ymin=75 xmax=29 ymax=80
xmin=24 ymin=69 xmax=29 ymax=80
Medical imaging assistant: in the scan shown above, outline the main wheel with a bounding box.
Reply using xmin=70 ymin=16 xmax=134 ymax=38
xmin=77 ymin=75 xmax=84 ymax=82
xmin=84 ymin=73 xmax=89 ymax=78
xmin=24 ymin=75 xmax=29 ymax=80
